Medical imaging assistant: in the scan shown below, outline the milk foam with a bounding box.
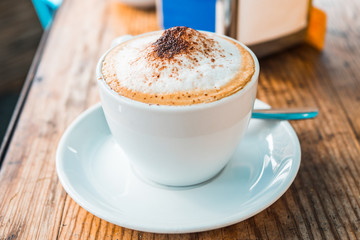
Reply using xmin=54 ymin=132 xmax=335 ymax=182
xmin=110 ymin=29 xmax=242 ymax=94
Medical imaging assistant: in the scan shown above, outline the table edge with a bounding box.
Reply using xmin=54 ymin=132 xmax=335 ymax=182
xmin=0 ymin=27 xmax=51 ymax=168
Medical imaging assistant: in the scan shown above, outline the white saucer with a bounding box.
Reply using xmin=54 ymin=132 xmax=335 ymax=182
xmin=56 ymin=100 xmax=301 ymax=234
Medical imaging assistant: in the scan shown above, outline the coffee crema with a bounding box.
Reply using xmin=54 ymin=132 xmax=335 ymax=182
xmin=101 ymin=27 xmax=255 ymax=105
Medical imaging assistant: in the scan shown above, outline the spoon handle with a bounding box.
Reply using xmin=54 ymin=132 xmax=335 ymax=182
xmin=252 ymin=108 xmax=318 ymax=120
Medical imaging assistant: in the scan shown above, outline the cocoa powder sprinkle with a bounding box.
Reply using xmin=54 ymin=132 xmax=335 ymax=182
xmin=151 ymin=26 xmax=193 ymax=59
xmin=142 ymin=26 xmax=222 ymax=83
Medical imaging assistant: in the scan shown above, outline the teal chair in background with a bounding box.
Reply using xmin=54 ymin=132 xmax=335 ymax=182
xmin=32 ymin=0 xmax=62 ymax=29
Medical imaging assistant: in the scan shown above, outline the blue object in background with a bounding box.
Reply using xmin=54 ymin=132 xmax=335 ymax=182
xmin=160 ymin=0 xmax=217 ymax=32
xmin=32 ymin=0 xmax=62 ymax=29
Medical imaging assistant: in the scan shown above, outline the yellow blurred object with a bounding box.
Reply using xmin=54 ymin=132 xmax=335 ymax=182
xmin=305 ymin=7 xmax=327 ymax=50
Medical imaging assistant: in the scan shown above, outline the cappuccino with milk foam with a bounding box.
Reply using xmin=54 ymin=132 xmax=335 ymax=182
xmin=101 ymin=27 xmax=255 ymax=105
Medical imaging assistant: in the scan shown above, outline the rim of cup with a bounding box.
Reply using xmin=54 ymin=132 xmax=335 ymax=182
xmin=96 ymin=30 xmax=260 ymax=112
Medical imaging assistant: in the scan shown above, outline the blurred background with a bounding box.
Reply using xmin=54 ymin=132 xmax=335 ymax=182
xmin=0 ymin=0 xmax=42 ymax=144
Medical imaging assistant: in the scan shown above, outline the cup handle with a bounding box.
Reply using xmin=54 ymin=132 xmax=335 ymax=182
xmin=111 ymin=35 xmax=133 ymax=48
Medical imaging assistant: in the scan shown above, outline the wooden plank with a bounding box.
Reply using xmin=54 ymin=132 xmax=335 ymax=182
xmin=314 ymin=0 xmax=360 ymax=140
xmin=0 ymin=0 xmax=360 ymax=239
xmin=256 ymin=44 xmax=360 ymax=239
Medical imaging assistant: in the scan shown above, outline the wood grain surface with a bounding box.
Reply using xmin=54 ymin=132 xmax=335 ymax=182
xmin=0 ymin=0 xmax=360 ymax=239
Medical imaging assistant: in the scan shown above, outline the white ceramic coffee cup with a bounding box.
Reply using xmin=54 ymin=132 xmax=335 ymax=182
xmin=96 ymin=31 xmax=259 ymax=186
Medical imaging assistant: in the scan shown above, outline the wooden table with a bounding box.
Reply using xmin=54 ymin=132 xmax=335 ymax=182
xmin=1 ymin=0 xmax=359 ymax=239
